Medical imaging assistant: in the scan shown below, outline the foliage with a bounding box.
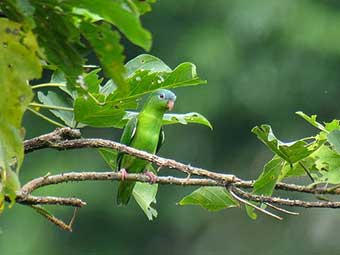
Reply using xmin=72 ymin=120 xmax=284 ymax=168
xmin=0 ymin=0 xmax=210 ymax=219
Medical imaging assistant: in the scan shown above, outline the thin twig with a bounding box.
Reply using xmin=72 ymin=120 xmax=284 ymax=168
xmin=264 ymin=202 xmax=300 ymax=216
xmin=30 ymin=205 xmax=73 ymax=232
xmin=231 ymin=187 xmax=340 ymax=209
xmin=298 ymin=161 xmax=314 ymax=182
xmin=228 ymin=187 xmax=283 ymax=220
xmin=27 ymin=107 xmax=65 ymax=127
xmin=31 ymin=83 xmax=66 ymax=90
xmin=29 ymin=102 xmax=74 ymax=112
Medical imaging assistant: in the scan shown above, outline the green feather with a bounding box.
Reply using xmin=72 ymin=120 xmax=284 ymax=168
xmin=116 ymin=89 xmax=176 ymax=205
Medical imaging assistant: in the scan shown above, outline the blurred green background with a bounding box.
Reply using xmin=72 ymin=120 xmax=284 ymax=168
xmin=2 ymin=0 xmax=340 ymax=254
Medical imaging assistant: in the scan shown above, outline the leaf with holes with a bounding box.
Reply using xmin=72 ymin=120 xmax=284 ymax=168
xmin=112 ymin=111 xmax=212 ymax=129
xmin=312 ymin=146 xmax=340 ymax=184
xmin=125 ymin=54 xmax=171 ymax=77
xmin=108 ymin=61 xmax=206 ymax=106
xmin=296 ymin=111 xmax=326 ymax=132
xmin=74 ymin=96 xmax=126 ymax=127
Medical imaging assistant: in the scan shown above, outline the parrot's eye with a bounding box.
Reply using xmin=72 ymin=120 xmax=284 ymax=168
xmin=159 ymin=93 xmax=165 ymax=99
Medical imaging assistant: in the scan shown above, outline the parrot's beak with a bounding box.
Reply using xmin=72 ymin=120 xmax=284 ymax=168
xmin=167 ymin=100 xmax=175 ymax=111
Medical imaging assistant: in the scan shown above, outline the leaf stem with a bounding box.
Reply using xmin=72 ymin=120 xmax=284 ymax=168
xmin=31 ymin=83 xmax=66 ymax=90
xmin=298 ymin=162 xmax=314 ymax=182
xmin=228 ymin=187 xmax=283 ymax=220
xmin=27 ymin=107 xmax=66 ymax=127
xmin=29 ymin=102 xmax=73 ymax=112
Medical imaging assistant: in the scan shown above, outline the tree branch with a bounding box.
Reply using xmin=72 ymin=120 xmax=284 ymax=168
xmin=15 ymin=127 xmax=340 ymax=230
xmin=23 ymin=128 xmax=340 ymax=195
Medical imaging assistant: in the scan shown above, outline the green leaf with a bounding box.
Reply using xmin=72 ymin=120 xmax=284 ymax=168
xmin=74 ymin=96 xmax=125 ymax=127
xmin=296 ymin=111 xmax=326 ymax=132
xmin=125 ymin=54 xmax=171 ymax=77
xmin=66 ymin=0 xmax=152 ymax=50
xmin=132 ymin=182 xmax=158 ymax=220
xmin=327 ymin=130 xmax=340 ymax=154
xmin=246 ymin=157 xmax=283 ymax=219
xmin=312 ymin=146 xmax=340 ymax=184
xmin=245 ymin=205 xmax=258 ymax=220
xmin=129 ymin=0 xmax=156 ymax=16
xmin=3 ymin=169 xmax=20 ymax=208
xmin=0 ymin=124 xmax=23 ymax=173
xmin=178 ymin=187 xmax=239 ymax=211
xmin=108 ymin=62 xmax=206 ymax=105
xmin=113 ymin=111 xmax=212 ymax=129
xmin=252 ymin=125 xmax=320 ymax=164
xmin=0 ymin=0 xmax=35 ymax=27
xmin=98 ymin=148 xmax=117 ymax=170
xmin=80 ymin=22 xmax=127 ymax=93
xmin=32 ymin=3 xmax=84 ymax=84
xmin=253 ymin=157 xmax=283 ymax=196
xmin=325 ymin=120 xmax=340 ymax=132
xmin=100 ymin=80 xmax=116 ymax=97
xmin=37 ymin=91 xmax=81 ymax=128
xmin=0 ymin=18 xmax=41 ymax=211
xmin=163 ymin=112 xmax=213 ymax=129
xmin=0 ymin=18 xmax=40 ymax=128
xmin=83 ymin=69 xmax=103 ymax=94
xmin=279 ymin=157 xmax=317 ymax=180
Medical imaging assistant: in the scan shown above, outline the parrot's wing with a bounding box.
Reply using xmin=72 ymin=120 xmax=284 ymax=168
xmin=156 ymin=128 xmax=165 ymax=154
xmin=117 ymin=116 xmax=138 ymax=170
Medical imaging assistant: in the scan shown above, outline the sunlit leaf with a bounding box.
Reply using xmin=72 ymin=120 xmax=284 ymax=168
xmin=296 ymin=111 xmax=326 ymax=132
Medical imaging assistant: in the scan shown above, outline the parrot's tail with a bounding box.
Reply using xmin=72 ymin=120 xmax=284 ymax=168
xmin=117 ymin=181 xmax=135 ymax=206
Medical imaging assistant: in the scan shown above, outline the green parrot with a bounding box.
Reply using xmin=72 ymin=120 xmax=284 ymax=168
xmin=116 ymin=89 xmax=176 ymax=205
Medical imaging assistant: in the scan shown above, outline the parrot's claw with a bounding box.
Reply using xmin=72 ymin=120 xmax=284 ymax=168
xmin=145 ymin=171 xmax=157 ymax=184
xmin=119 ymin=168 xmax=128 ymax=181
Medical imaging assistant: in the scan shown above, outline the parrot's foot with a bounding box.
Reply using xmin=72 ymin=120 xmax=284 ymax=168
xmin=144 ymin=171 xmax=157 ymax=184
xmin=119 ymin=168 xmax=128 ymax=181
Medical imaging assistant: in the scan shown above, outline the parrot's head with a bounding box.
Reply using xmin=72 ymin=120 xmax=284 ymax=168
xmin=149 ymin=89 xmax=176 ymax=111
